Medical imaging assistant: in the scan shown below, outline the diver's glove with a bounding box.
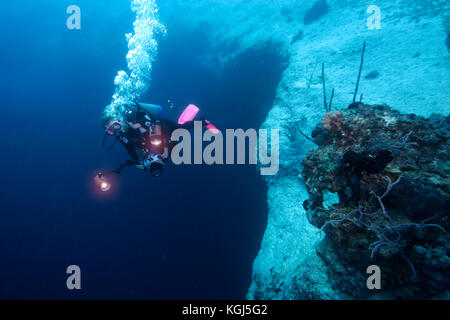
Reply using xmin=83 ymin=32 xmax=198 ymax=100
xmin=140 ymin=159 xmax=152 ymax=171
xmin=136 ymin=157 xmax=153 ymax=171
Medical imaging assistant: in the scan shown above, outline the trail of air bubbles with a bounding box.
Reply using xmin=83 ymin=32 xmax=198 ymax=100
xmin=111 ymin=0 xmax=166 ymax=111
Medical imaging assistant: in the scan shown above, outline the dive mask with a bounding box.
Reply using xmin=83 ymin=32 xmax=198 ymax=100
xmin=105 ymin=120 xmax=123 ymax=136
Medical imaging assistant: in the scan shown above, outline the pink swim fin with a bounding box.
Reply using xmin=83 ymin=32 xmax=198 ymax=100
xmin=205 ymin=120 xmax=219 ymax=134
xmin=178 ymin=104 xmax=200 ymax=124
xmin=178 ymin=104 xmax=219 ymax=134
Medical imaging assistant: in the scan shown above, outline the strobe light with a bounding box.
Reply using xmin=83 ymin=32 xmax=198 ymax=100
xmin=149 ymin=124 xmax=162 ymax=146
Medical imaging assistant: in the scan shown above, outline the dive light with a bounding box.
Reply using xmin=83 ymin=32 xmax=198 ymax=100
xmin=94 ymin=173 xmax=111 ymax=192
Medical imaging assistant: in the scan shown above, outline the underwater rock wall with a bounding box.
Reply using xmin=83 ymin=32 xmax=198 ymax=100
xmin=247 ymin=0 xmax=449 ymax=300
xmin=160 ymin=0 xmax=450 ymax=299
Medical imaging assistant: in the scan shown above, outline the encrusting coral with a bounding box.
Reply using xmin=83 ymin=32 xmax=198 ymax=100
xmin=302 ymin=103 xmax=450 ymax=299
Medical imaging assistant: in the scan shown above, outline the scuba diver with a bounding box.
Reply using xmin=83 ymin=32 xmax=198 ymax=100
xmin=99 ymin=101 xmax=217 ymax=180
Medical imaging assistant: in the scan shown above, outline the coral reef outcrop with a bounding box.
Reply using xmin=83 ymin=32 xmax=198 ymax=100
xmin=302 ymin=103 xmax=450 ymax=299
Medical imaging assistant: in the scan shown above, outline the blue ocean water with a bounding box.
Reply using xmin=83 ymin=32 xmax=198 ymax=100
xmin=0 ymin=1 xmax=285 ymax=299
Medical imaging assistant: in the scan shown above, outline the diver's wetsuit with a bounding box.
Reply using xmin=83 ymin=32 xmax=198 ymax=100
xmin=114 ymin=102 xmax=201 ymax=169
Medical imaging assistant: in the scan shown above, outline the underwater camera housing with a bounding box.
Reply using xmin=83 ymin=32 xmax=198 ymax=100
xmin=148 ymin=156 xmax=164 ymax=177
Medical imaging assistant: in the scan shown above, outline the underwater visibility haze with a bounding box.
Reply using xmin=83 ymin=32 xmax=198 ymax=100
xmin=0 ymin=0 xmax=449 ymax=300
